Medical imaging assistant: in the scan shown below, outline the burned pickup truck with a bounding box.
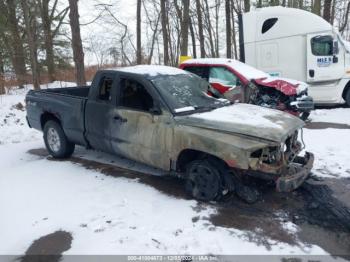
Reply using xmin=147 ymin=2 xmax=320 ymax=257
xmin=26 ymin=65 xmax=314 ymax=201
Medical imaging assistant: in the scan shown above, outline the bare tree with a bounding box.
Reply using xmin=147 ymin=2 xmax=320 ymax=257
xmin=21 ymin=0 xmax=41 ymax=90
xmin=225 ymin=0 xmax=232 ymax=58
xmin=189 ymin=15 xmax=197 ymax=58
xmin=244 ymin=0 xmax=250 ymax=12
xmin=312 ymin=0 xmax=321 ymax=15
xmin=160 ymin=0 xmax=170 ymax=65
xmin=136 ymin=0 xmax=142 ymax=64
xmin=180 ymin=0 xmax=190 ymax=56
xmin=195 ymin=0 xmax=205 ymax=57
xmin=38 ymin=0 xmax=69 ymax=82
xmin=0 ymin=0 xmax=27 ymax=88
xmin=68 ymin=0 xmax=86 ymax=85
xmin=323 ymin=0 xmax=332 ymax=22
xmin=339 ymin=0 xmax=350 ymax=33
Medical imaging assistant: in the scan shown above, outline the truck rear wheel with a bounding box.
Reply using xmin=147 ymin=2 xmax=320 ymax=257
xmin=43 ymin=120 xmax=75 ymax=158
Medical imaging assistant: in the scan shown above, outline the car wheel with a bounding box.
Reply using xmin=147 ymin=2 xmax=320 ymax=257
xmin=300 ymin=112 xmax=310 ymax=121
xmin=185 ymin=159 xmax=225 ymax=202
xmin=43 ymin=120 xmax=75 ymax=158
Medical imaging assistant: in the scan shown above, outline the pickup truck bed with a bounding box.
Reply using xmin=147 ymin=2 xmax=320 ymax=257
xmin=26 ymin=86 xmax=90 ymax=147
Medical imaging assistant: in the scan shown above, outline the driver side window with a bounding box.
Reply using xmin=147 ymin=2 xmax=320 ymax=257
xmin=209 ymin=67 xmax=240 ymax=86
xmin=119 ymin=78 xmax=154 ymax=112
xmin=311 ymin=35 xmax=333 ymax=56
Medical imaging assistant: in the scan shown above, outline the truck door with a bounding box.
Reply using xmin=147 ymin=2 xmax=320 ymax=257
xmin=110 ymin=75 xmax=170 ymax=170
xmin=85 ymin=73 xmax=117 ymax=153
xmin=307 ymin=33 xmax=344 ymax=83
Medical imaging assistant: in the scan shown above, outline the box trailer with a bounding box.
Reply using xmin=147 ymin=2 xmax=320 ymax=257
xmin=239 ymin=6 xmax=350 ymax=105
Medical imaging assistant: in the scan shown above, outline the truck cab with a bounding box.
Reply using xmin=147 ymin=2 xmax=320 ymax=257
xmin=240 ymin=6 xmax=350 ymax=105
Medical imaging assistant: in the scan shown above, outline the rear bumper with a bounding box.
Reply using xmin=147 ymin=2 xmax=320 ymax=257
xmin=276 ymin=152 xmax=314 ymax=192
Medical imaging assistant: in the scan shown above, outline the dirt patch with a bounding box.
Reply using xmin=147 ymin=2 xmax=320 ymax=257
xmin=20 ymin=230 xmax=72 ymax=262
xmin=305 ymin=122 xmax=350 ymax=129
xmin=27 ymin=148 xmax=350 ymax=256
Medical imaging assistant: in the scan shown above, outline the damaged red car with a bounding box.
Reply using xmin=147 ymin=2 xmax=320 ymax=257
xmin=180 ymin=58 xmax=314 ymax=120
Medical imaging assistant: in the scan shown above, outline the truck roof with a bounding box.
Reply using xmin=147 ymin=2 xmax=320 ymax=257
xmin=105 ymin=65 xmax=190 ymax=78
xmin=181 ymin=58 xmax=269 ymax=80
xmin=243 ymin=7 xmax=332 ymax=43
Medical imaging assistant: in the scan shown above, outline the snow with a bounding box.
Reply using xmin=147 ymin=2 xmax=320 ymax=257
xmin=186 ymin=103 xmax=299 ymax=132
xmin=113 ymin=65 xmax=190 ymax=77
xmin=0 ymin=82 xmax=349 ymax=255
xmin=302 ymin=108 xmax=350 ymax=178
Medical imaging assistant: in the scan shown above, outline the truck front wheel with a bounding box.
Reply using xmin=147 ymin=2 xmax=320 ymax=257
xmin=43 ymin=120 xmax=75 ymax=158
xmin=185 ymin=159 xmax=226 ymax=201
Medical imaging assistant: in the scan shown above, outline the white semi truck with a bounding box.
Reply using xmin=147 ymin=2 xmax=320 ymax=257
xmin=239 ymin=7 xmax=350 ymax=106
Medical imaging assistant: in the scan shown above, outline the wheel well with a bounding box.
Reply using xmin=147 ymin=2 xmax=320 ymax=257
xmin=176 ymin=149 xmax=228 ymax=172
xmin=342 ymin=81 xmax=350 ymax=100
xmin=40 ymin=112 xmax=60 ymax=129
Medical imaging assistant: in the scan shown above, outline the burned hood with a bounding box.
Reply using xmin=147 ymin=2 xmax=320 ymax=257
xmin=175 ymin=104 xmax=304 ymax=143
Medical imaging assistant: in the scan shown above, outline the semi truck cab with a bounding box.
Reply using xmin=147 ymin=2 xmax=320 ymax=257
xmin=240 ymin=6 xmax=350 ymax=106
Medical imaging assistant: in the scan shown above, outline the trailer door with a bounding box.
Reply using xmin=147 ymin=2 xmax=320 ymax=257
xmin=306 ymin=33 xmax=344 ymax=82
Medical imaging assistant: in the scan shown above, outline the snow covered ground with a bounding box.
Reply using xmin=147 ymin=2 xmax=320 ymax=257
xmin=0 ymin=82 xmax=349 ymax=256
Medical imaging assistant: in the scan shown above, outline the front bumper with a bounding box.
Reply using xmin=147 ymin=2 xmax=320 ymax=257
xmin=276 ymin=152 xmax=314 ymax=192
xmin=291 ymin=96 xmax=314 ymax=112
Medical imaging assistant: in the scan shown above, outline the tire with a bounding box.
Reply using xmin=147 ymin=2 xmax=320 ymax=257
xmin=300 ymin=112 xmax=310 ymax=121
xmin=43 ymin=120 xmax=75 ymax=158
xmin=345 ymin=89 xmax=350 ymax=107
xmin=185 ymin=158 xmax=232 ymax=202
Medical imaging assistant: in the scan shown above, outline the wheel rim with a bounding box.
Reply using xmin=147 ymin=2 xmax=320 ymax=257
xmin=189 ymin=164 xmax=220 ymax=201
xmin=47 ymin=127 xmax=61 ymax=152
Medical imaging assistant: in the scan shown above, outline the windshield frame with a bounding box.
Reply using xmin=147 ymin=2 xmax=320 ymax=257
xmin=148 ymin=73 xmax=231 ymax=116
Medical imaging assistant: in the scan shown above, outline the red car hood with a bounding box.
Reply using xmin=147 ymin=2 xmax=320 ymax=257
xmin=254 ymin=77 xmax=299 ymax=96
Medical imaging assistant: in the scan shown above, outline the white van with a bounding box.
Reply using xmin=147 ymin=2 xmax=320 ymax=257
xmin=239 ymin=6 xmax=350 ymax=106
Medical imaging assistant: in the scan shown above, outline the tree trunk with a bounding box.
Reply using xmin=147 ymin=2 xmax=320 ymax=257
xmin=0 ymin=51 xmax=4 ymax=95
xmin=339 ymin=0 xmax=350 ymax=33
xmin=136 ymin=0 xmax=142 ymax=64
xmin=244 ymin=0 xmax=250 ymax=12
xmin=40 ymin=0 xmax=56 ymax=82
xmin=160 ymin=0 xmax=170 ymax=65
xmin=189 ymin=16 xmax=197 ymax=58
xmin=5 ymin=0 xmax=27 ymax=88
xmin=330 ymin=0 xmax=336 ymax=25
xmin=312 ymin=0 xmax=321 ymax=16
xmin=195 ymin=0 xmax=205 ymax=58
xmin=225 ymin=0 xmax=232 ymax=58
xmin=21 ymin=0 xmax=40 ymax=90
xmin=68 ymin=0 xmax=86 ymax=85
xmin=180 ymin=0 xmax=190 ymax=56
xmin=230 ymin=0 xmax=238 ymax=59
xmin=204 ymin=0 xmax=215 ymax=57
xmin=214 ymin=0 xmax=220 ymax=57
xmin=323 ymin=0 xmax=332 ymax=22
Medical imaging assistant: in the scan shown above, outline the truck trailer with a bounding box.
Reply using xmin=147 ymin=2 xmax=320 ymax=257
xmin=239 ymin=6 xmax=350 ymax=106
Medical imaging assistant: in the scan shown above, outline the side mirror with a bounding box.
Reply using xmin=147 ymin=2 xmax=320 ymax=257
xmin=333 ymin=56 xmax=338 ymax=63
xmin=333 ymin=40 xmax=339 ymax=55
xmin=149 ymin=105 xmax=161 ymax=115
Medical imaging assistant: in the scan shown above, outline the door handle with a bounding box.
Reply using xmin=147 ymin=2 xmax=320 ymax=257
xmin=113 ymin=115 xmax=127 ymax=123
xmin=309 ymin=69 xmax=315 ymax=78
